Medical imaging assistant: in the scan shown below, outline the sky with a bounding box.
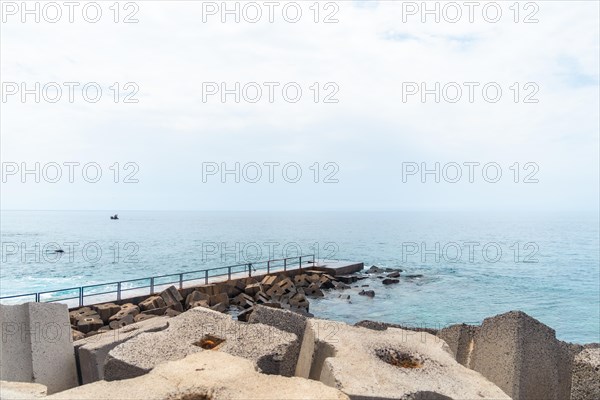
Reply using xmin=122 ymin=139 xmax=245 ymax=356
xmin=0 ymin=0 xmax=599 ymax=211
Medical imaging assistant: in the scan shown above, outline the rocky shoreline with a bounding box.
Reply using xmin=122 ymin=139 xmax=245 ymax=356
xmin=1 ymin=264 xmax=599 ymax=399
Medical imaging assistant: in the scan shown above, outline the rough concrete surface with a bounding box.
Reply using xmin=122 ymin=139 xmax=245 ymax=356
xmin=469 ymin=311 xmax=572 ymax=400
xmin=75 ymin=317 xmax=169 ymax=384
xmin=0 ymin=381 xmax=47 ymax=399
xmin=570 ymin=347 xmax=600 ymax=400
xmin=48 ymin=351 xmax=348 ymax=400
xmin=298 ymin=318 xmax=510 ymax=400
xmin=104 ymin=307 xmax=297 ymax=380
xmin=0 ymin=303 xmax=78 ymax=394
xmin=248 ymin=305 xmax=307 ymax=372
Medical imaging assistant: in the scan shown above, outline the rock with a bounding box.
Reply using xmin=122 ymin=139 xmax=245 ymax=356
xmin=382 ymin=279 xmax=399 ymax=285
xmin=77 ymin=317 xmax=104 ymax=334
xmin=333 ymin=280 xmax=351 ymax=290
xmin=254 ymin=291 xmax=270 ymax=304
xmin=0 ymin=381 xmax=47 ymax=399
xmin=104 ymin=307 xmax=299 ymax=380
xmin=296 ymin=319 xmax=510 ymax=399
xmin=90 ymin=303 xmax=121 ymax=324
xmin=0 ymin=303 xmax=78 ymax=394
xmin=336 ymin=275 xmax=356 ymax=284
xmin=358 ymin=290 xmax=375 ymax=298
xmin=47 ymin=351 xmax=349 ymax=400
xmin=366 ymin=265 xmax=384 ymax=274
xmin=354 ymin=320 xmax=438 ymax=335
xmin=305 ymin=283 xmax=324 ymax=298
xmin=384 ymin=267 xmax=403 ymax=272
xmin=571 ymin=347 xmax=600 ymax=400
xmin=108 ymin=304 xmax=139 ymax=322
xmin=138 ymin=296 xmax=166 ymax=312
xmin=338 ymin=294 xmax=351 ymax=300
xmin=386 ymin=271 xmax=400 ymax=278
xmin=406 ymin=274 xmax=424 ymax=279
xmin=158 ymin=286 xmax=183 ymax=310
xmin=73 ymin=317 xmax=170 ymax=384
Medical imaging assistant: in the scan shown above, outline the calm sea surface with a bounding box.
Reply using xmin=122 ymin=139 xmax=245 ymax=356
xmin=1 ymin=210 xmax=598 ymax=343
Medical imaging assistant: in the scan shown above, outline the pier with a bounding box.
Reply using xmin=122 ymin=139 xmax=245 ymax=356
xmin=0 ymin=256 xmax=363 ymax=309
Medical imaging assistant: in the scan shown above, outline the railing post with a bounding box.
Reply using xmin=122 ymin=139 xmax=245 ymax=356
xmin=228 ymin=266 xmax=231 ymax=281
xmin=267 ymin=260 xmax=270 ymax=274
xmin=205 ymin=270 xmax=208 ymax=285
xmin=284 ymin=258 xmax=287 ymax=271
xmin=248 ymin=263 xmax=252 ymax=277
xmin=150 ymin=277 xmax=155 ymax=294
xmin=79 ymin=287 xmax=83 ymax=307
xmin=35 ymin=293 xmax=40 ymax=302
xmin=312 ymin=254 xmax=315 ymax=264
xmin=117 ymin=282 xmax=121 ymax=301
xmin=179 ymin=273 xmax=184 ymax=289
xmin=299 ymin=256 xmax=303 ymax=268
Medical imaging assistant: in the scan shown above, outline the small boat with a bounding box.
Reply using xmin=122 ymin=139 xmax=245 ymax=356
xmin=110 ymin=214 xmax=119 ymax=220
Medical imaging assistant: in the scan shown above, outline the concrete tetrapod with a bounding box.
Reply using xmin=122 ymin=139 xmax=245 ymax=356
xmin=297 ymin=318 xmax=511 ymax=400
xmin=47 ymin=351 xmax=349 ymax=400
xmin=104 ymin=307 xmax=297 ymax=380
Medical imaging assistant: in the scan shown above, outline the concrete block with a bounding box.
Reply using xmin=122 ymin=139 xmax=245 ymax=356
xmin=260 ymin=275 xmax=278 ymax=287
xmin=570 ymin=347 xmax=600 ymax=400
xmin=90 ymin=303 xmax=121 ymax=324
xmin=209 ymin=292 xmax=229 ymax=307
xmin=138 ymin=296 xmax=166 ymax=312
xmin=47 ymin=351 xmax=348 ymax=400
xmin=437 ymin=323 xmax=477 ymax=366
xmin=68 ymin=308 xmax=96 ymax=325
xmin=297 ymin=318 xmax=509 ymax=399
xmin=469 ymin=310 xmax=572 ymax=400
xmin=0 ymin=303 xmax=78 ymax=394
xmin=244 ymin=283 xmax=262 ymax=296
xmin=76 ymin=317 xmax=104 ymax=334
xmin=104 ymin=307 xmax=298 ymax=380
xmin=158 ymin=286 xmax=183 ymax=309
xmin=108 ymin=304 xmax=139 ymax=322
xmin=0 ymin=381 xmax=47 ymax=399
xmin=248 ymin=305 xmax=307 ymax=373
xmin=305 ymin=283 xmax=324 ymax=297
xmin=164 ymin=308 xmax=181 ymax=317
xmin=74 ymin=317 xmax=169 ymax=384
xmin=184 ymin=291 xmax=209 ymax=309
xmin=293 ymin=274 xmax=309 ymax=287
xmin=108 ymin=314 xmax=134 ymax=330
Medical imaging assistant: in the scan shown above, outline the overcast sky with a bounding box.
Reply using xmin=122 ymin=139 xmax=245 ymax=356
xmin=1 ymin=0 xmax=598 ymax=211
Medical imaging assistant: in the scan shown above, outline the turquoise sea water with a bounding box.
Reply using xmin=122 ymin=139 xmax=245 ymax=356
xmin=1 ymin=210 xmax=598 ymax=344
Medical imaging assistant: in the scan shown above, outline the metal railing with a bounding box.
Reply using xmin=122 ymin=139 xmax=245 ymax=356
xmin=0 ymin=255 xmax=316 ymax=307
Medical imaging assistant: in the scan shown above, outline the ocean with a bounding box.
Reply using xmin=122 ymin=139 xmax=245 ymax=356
xmin=1 ymin=210 xmax=598 ymax=344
